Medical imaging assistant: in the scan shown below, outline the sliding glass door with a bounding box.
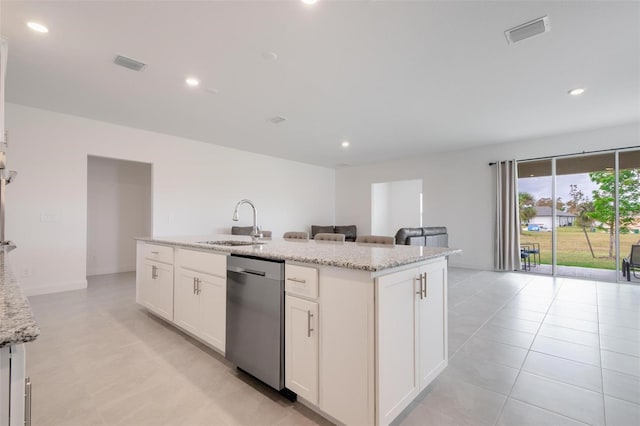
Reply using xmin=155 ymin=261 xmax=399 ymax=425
xmin=618 ymin=149 xmax=640 ymax=281
xmin=517 ymin=148 xmax=640 ymax=282
xmin=518 ymin=160 xmax=553 ymax=275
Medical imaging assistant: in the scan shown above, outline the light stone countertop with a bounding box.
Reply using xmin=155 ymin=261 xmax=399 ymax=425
xmin=137 ymin=235 xmax=462 ymax=272
xmin=0 ymin=254 xmax=40 ymax=348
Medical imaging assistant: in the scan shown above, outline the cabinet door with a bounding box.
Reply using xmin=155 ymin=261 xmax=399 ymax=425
xmin=198 ymin=273 xmax=226 ymax=353
xmin=142 ymin=260 xmax=174 ymax=321
xmin=174 ymin=269 xmax=200 ymax=335
xmin=375 ymin=267 xmax=420 ymax=426
xmin=140 ymin=260 xmax=155 ymax=311
xmin=154 ymin=261 xmax=175 ymax=321
xmin=418 ymin=261 xmax=447 ymax=390
xmin=285 ymin=295 xmax=319 ymax=404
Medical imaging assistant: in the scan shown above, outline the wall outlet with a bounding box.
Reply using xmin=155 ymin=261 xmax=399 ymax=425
xmin=40 ymin=213 xmax=58 ymax=223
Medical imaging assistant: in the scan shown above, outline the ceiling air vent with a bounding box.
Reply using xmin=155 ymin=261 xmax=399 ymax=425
xmin=269 ymin=116 xmax=287 ymax=124
xmin=113 ymin=55 xmax=147 ymax=72
xmin=505 ymin=16 xmax=551 ymax=45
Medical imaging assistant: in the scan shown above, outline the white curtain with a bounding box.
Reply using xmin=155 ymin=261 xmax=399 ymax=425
xmin=0 ymin=38 xmax=6 ymax=145
xmin=494 ymin=160 xmax=521 ymax=271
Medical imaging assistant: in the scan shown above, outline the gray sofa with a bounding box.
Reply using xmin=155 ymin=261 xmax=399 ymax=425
xmin=394 ymin=227 xmax=448 ymax=247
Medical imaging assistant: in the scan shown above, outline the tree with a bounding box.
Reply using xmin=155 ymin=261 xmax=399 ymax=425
xmin=567 ymin=184 xmax=595 ymax=227
xmin=588 ymin=169 xmax=640 ymax=258
xmin=519 ymin=192 xmax=537 ymax=224
xmin=567 ymin=184 xmax=596 ymax=257
xmin=536 ymin=197 xmax=566 ymax=211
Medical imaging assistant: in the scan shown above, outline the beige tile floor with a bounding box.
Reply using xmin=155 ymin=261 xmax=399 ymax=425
xmin=26 ymin=269 xmax=640 ymax=426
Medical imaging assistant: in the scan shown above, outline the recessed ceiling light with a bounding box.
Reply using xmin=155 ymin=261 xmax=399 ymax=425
xmin=341 ymin=141 xmax=350 ymax=148
xmin=185 ymin=77 xmax=200 ymax=87
xmin=301 ymin=0 xmax=317 ymax=5
xmin=568 ymin=88 xmax=585 ymax=96
xmin=529 ymin=174 xmax=535 ymax=177
xmin=27 ymin=22 xmax=48 ymax=33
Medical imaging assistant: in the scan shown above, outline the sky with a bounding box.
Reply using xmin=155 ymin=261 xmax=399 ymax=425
xmin=518 ymin=173 xmax=599 ymax=205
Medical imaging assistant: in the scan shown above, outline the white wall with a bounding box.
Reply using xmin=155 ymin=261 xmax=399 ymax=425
xmin=336 ymin=122 xmax=640 ymax=270
xmin=87 ymin=156 xmax=151 ymax=276
xmin=6 ymin=103 xmax=335 ymax=295
xmin=389 ymin=179 xmax=422 ymax=236
xmin=371 ymin=182 xmax=390 ymax=235
xmin=371 ymin=179 xmax=422 ymax=236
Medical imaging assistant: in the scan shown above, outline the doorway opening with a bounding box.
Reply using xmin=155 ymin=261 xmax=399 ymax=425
xmin=371 ymin=179 xmax=423 ymax=237
xmin=87 ymin=156 xmax=152 ymax=277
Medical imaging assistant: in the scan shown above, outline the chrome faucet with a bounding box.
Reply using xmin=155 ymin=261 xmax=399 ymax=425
xmin=232 ymin=199 xmax=263 ymax=243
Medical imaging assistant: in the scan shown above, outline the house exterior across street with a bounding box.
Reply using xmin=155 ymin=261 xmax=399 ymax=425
xmin=529 ymin=206 xmax=577 ymax=229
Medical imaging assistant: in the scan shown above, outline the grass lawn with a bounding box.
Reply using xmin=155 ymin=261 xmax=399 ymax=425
xmin=521 ymin=227 xmax=640 ymax=270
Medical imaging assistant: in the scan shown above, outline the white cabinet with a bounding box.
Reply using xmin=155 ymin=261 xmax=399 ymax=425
xmin=285 ymin=294 xmax=319 ymax=404
xmin=174 ymin=269 xmax=200 ymax=335
xmin=174 ymin=249 xmax=227 ymax=353
xmin=417 ymin=261 xmax=447 ymax=387
xmin=136 ymin=242 xmax=175 ymax=321
xmin=376 ymin=259 xmax=448 ymax=426
xmin=0 ymin=344 xmax=29 ymax=426
xmin=140 ymin=259 xmax=174 ymax=321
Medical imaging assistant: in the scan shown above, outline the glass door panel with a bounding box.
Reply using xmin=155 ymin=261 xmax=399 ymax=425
xmin=619 ymin=149 xmax=640 ymax=282
xmin=555 ymin=154 xmax=616 ymax=280
xmin=518 ymin=160 xmax=553 ymax=275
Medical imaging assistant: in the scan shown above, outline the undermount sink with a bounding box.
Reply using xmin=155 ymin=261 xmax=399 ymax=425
xmin=197 ymin=240 xmax=265 ymax=246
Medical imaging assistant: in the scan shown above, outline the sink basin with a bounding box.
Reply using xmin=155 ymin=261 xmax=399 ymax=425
xmin=197 ymin=240 xmax=265 ymax=246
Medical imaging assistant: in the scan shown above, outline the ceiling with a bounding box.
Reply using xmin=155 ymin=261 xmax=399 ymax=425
xmin=1 ymin=1 xmax=639 ymax=168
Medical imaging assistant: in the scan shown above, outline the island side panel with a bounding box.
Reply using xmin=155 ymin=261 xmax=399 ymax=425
xmin=317 ymin=265 xmax=375 ymax=426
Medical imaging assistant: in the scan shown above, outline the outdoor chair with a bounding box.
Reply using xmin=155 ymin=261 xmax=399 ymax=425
xmin=520 ymin=242 xmax=541 ymax=267
xmin=622 ymin=244 xmax=640 ymax=282
xmin=520 ymin=248 xmax=531 ymax=271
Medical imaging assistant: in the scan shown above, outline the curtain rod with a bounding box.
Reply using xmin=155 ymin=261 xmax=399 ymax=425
xmin=487 ymin=145 xmax=640 ymax=166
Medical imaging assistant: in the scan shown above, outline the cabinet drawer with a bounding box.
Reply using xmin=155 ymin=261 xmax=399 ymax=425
xmin=176 ymin=249 xmax=227 ymax=278
xmin=285 ymin=264 xmax=318 ymax=299
xmin=142 ymin=243 xmax=174 ymax=264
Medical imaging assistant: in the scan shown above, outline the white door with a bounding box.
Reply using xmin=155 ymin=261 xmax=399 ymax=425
xmin=285 ymin=295 xmax=319 ymax=404
xmin=198 ymin=273 xmax=226 ymax=353
xmin=418 ymin=261 xmax=447 ymax=389
xmin=174 ymin=269 xmax=200 ymax=335
xmin=375 ymin=267 xmax=420 ymax=426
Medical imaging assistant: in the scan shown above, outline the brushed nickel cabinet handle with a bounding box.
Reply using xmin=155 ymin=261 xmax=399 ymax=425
xmin=423 ymin=272 xmax=428 ymax=298
xmin=24 ymin=376 xmax=32 ymax=426
xmin=151 ymin=251 xmax=160 ymax=254
xmin=415 ymin=275 xmax=423 ymax=299
xmin=196 ymin=278 xmax=201 ymax=295
xmin=193 ymin=277 xmax=196 ymax=294
xmin=307 ymin=310 xmax=314 ymax=337
xmin=151 ymin=265 xmax=157 ymax=280
xmin=287 ymin=277 xmax=306 ymax=284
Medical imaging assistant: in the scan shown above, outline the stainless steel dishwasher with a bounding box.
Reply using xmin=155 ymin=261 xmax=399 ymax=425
xmin=226 ymin=254 xmax=286 ymax=391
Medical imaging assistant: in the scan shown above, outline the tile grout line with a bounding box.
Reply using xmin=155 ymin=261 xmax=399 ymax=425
xmin=492 ymin=276 xmax=566 ymax=426
xmin=449 ymin=275 xmax=537 ymax=359
xmin=596 ymin=281 xmax=608 ymax=426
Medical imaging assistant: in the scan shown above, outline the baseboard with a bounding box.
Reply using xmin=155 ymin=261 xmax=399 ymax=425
xmin=24 ymin=280 xmax=87 ymax=296
xmin=87 ymin=265 xmax=136 ymax=276
xmin=447 ymin=262 xmax=494 ymax=272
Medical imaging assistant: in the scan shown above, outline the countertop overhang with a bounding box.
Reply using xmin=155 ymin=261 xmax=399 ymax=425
xmin=137 ymin=235 xmax=462 ymax=272
xmin=0 ymin=254 xmax=40 ymax=348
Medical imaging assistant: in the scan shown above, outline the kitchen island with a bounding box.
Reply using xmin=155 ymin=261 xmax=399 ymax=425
xmin=136 ymin=236 xmax=460 ymax=426
xmin=0 ymin=254 xmax=39 ymax=426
